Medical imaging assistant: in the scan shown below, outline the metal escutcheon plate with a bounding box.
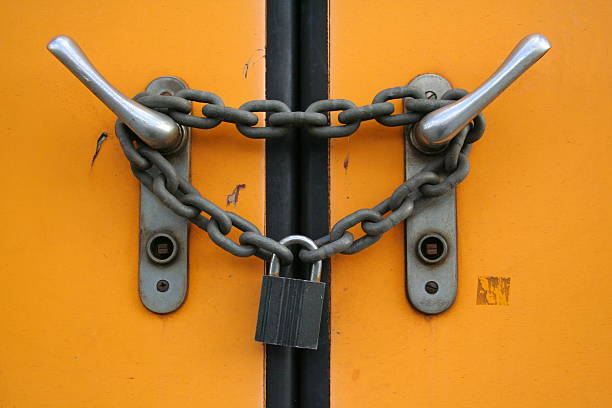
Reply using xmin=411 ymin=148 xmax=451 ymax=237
xmin=139 ymin=76 xmax=191 ymax=314
xmin=404 ymin=74 xmax=457 ymax=315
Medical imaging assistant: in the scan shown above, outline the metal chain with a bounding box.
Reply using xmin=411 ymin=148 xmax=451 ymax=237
xmin=136 ymin=86 xmax=485 ymax=141
xmin=116 ymin=85 xmax=485 ymax=266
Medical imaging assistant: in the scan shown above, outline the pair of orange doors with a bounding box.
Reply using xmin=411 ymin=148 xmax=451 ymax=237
xmin=1 ymin=0 xmax=611 ymax=407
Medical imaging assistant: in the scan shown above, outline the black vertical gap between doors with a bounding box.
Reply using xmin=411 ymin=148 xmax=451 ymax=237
xmin=265 ymin=1 xmax=300 ymax=407
xmin=297 ymin=1 xmax=330 ymax=408
xmin=265 ymin=0 xmax=329 ymax=407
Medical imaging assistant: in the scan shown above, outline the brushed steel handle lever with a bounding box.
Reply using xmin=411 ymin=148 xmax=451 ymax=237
xmin=412 ymin=34 xmax=551 ymax=153
xmin=47 ymin=35 xmax=181 ymax=152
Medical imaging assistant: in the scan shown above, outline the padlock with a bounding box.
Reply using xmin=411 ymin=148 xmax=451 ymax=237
xmin=255 ymin=235 xmax=325 ymax=350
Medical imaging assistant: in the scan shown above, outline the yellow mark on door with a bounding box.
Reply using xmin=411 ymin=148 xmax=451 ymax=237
xmin=476 ymin=276 xmax=511 ymax=305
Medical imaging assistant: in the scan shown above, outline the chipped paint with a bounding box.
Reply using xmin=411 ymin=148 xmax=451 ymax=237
xmin=90 ymin=132 xmax=108 ymax=168
xmin=343 ymin=154 xmax=350 ymax=171
xmin=227 ymin=184 xmax=246 ymax=207
xmin=476 ymin=276 xmax=511 ymax=305
xmin=243 ymin=49 xmax=265 ymax=79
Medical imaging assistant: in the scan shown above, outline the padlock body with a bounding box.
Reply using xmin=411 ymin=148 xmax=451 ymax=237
xmin=255 ymin=275 xmax=326 ymax=350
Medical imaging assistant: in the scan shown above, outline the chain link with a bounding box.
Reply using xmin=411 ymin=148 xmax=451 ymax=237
xmin=114 ymin=84 xmax=485 ymax=266
xmin=138 ymin=85 xmax=487 ymax=140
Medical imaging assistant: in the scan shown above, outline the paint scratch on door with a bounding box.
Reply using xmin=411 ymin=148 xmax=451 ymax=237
xmin=243 ymin=49 xmax=265 ymax=79
xmin=227 ymin=184 xmax=246 ymax=207
xmin=476 ymin=276 xmax=511 ymax=305
xmin=90 ymin=132 xmax=108 ymax=168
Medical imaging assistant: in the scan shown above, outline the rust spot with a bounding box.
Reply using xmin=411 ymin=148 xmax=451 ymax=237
xmin=90 ymin=132 xmax=108 ymax=168
xmin=343 ymin=154 xmax=350 ymax=171
xmin=227 ymin=184 xmax=246 ymax=207
xmin=476 ymin=276 xmax=511 ymax=305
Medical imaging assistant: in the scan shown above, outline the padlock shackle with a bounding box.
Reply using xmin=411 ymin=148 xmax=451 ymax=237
xmin=268 ymin=235 xmax=323 ymax=282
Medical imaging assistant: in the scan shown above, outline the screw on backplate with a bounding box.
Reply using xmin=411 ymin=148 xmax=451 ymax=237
xmin=157 ymin=280 xmax=170 ymax=292
xmin=425 ymin=91 xmax=437 ymax=99
xmin=425 ymin=281 xmax=439 ymax=294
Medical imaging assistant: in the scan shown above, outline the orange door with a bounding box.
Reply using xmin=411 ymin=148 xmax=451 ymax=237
xmin=1 ymin=1 xmax=611 ymax=407
xmin=1 ymin=1 xmax=266 ymax=406
xmin=328 ymin=1 xmax=612 ymax=406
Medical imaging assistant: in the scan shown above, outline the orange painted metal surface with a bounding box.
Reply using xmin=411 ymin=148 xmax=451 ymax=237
xmin=1 ymin=1 xmax=611 ymax=406
xmin=329 ymin=0 xmax=611 ymax=406
xmin=0 ymin=1 xmax=265 ymax=406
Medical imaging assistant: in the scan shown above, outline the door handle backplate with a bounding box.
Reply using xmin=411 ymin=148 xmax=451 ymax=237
xmin=136 ymin=77 xmax=191 ymax=314
xmin=404 ymin=74 xmax=458 ymax=314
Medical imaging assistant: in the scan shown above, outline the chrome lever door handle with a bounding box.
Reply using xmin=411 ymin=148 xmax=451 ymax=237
xmin=47 ymin=35 xmax=181 ymax=152
xmin=412 ymin=34 xmax=551 ymax=152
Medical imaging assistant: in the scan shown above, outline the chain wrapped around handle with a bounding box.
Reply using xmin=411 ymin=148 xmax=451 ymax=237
xmin=116 ymin=85 xmax=485 ymax=266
